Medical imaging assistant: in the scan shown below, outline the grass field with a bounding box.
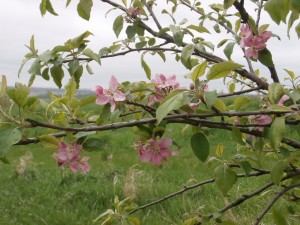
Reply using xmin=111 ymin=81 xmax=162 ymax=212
xmin=0 ymin=98 xmax=299 ymax=224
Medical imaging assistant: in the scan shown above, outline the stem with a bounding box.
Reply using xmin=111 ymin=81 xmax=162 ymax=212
xmin=130 ymin=170 xmax=270 ymax=214
xmin=254 ymin=182 xmax=300 ymax=225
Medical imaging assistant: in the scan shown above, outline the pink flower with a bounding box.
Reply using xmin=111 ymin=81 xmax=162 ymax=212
xmin=239 ymin=24 xmax=272 ymax=59
xmin=248 ymin=115 xmax=272 ymax=125
xmin=149 ymin=74 xmax=180 ymax=104
xmin=54 ymin=142 xmax=90 ymax=174
xmin=95 ymin=76 xmax=126 ymax=112
xmin=127 ymin=7 xmax=142 ymax=17
xmin=278 ymin=95 xmax=290 ymax=105
xmin=134 ymin=138 xmax=178 ymax=166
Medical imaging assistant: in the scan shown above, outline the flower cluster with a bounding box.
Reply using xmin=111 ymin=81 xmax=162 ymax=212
xmin=95 ymin=76 xmax=126 ymax=112
xmin=240 ymin=24 xmax=272 ymax=59
xmin=189 ymin=80 xmax=208 ymax=109
xmin=134 ymin=138 xmax=178 ymax=166
xmin=54 ymin=142 xmax=90 ymax=174
xmin=149 ymin=74 xmax=180 ymax=104
xmin=127 ymin=7 xmax=142 ymax=18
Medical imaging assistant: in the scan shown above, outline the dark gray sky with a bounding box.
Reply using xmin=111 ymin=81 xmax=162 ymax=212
xmin=0 ymin=0 xmax=299 ymax=90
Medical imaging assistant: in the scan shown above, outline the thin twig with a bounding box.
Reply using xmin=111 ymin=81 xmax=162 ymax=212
xmin=256 ymin=0 xmax=264 ymax=28
xmin=142 ymin=0 xmax=162 ymax=30
xmin=254 ymin=182 xmax=300 ymax=225
xmin=130 ymin=170 xmax=270 ymax=214
xmin=217 ymin=87 xmax=262 ymax=97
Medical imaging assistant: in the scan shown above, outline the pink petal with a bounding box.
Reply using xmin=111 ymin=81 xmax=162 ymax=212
xmin=113 ymin=90 xmax=126 ymax=102
xmin=278 ymin=95 xmax=290 ymax=105
xmin=109 ymin=99 xmax=116 ymax=112
xmin=150 ymin=153 xmax=164 ymax=166
xmin=109 ymin=75 xmax=119 ymax=91
xmin=95 ymin=86 xmax=104 ymax=96
xmin=69 ymin=161 xmax=79 ymax=173
xmin=96 ymin=94 xmax=110 ymax=105
xmin=159 ymin=138 xmax=172 ymax=149
xmin=59 ymin=141 xmax=68 ymax=151
xmin=139 ymin=149 xmax=152 ymax=162
xmin=260 ymin=31 xmax=272 ymax=42
xmin=79 ymin=157 xmax=91 ymax=174
xmin=159 ymin=148 xmax=172 ymax=158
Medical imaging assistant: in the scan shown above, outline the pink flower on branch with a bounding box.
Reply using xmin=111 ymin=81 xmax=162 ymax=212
xmin=239 ymin=24 xmax=272 ymax=59
xmin=95 ymin=75 xmax=126 ymax=112
xmin=149 ymin=74 xmax=180 ymax=104
xmin=134 ymin=138 xmax=178 ymax=166
xmin=54 ymin=142 xmax=90 ymax=174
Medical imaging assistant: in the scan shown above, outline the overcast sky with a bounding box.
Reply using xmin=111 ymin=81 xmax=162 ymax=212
xmin=0 ymin=0 xmax=299 ymax=90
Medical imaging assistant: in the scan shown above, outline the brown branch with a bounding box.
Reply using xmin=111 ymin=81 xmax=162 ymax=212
xmin=142 ymin=0 xmax=162 ymax=30
xmin=130 ymin=170 xmax=270 ymax=214
xmin=254 ymin=182 xmax=300 ymax=225
xmin=217 ymin=87 xmax=262 ymax=97
xmin=125 ymin=100 xmax=156 ymax=116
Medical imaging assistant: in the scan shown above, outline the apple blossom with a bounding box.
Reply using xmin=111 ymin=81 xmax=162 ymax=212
xmin=54 ymin=142 xmax=90 ymax=174
xmin=149 ymin=74 xmax=179 ymax=104
xmin=95 ymin=75 xmax=126 ymax=112
xmin=134 ymin=138 xmax=178 ymax=166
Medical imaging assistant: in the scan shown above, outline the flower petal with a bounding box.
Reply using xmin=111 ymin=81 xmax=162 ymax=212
xmin=159 ymin=138 xmax=172 ymax=149
xmin=113 ymin=90 xmax=126 ymax=101
xmin=150 ymin=153 xmax=164 ymax=166
xmin=96 ymin=94 xmax=110 ymax=105
xmin=109 ymin=75 xmax=119 ymax=91
xmin=95 ymin=86 xmax=104 ymax=96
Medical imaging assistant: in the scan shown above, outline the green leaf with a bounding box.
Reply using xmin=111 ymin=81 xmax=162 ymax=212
xmin=6 ymin=83 xmax=30 ymax=107
xmin=0 ymin=75 xmax=7 ymax=98
xmin=68 ymin=60 xmax=80 ymax=75
xmin=191 ymin=61 xmax=207 ymax=82
xmin=40 ymin=0 xmax=47 ymax=16
xmin=65 ymin=77 xmax=77 ymax=102
xmin=187 ymin=25 xmax=210 ymax=33
xmin=207 ymin=61 xmax=243 ymax=80
xmin=157 ymin=51 xmax=166 ymax=62
xmin=113 ymin=15 xmax=124 ymax=38
xmin=108 ymin=44 xmax=122 ymax=54
xmin=46 ymin=0 xmax=58 ymax=16
xmin=73 ymin=65 xmax=83 ymax=87
xmin=214 ymin=98 xmax=227 ymax=111
xmin=287 ymin=11 xmax=299 ymax=37
xmin=28 ymin=60 xmax=41 ymax=76
xmin=264 ymin=0 xmax=290 ymax=24
xmin=67 ymin=31 xmax=93 ymax=49
xmin=82 ymin=48 xmax=99 ymax=64
xmin=224 ymin=42 xmax=235 ymax=60
xmin=38 ymin=50 xmax=52 ymax=63
xmin=258 ymin=48 xmax=274 ymax=67
xmin=271 ymin=160 xmax=286 ymax=186
xmin=50 ymin=65 xmax=64 ymax=88
xmin=141 ymin=56 xmax=151 ymax=80
xmin=270 ymin=117 xmax=286 ymax=149
xmin=77 ymin=0 xmax=93 ymax=20
xmin=233 ymin=96 xmax=250 ymax=111
xmin=224 ymin=0 xmax=235 ymax=9
xmin=156 ymin=90 xmax=187 ymax=124
xmin=0 ymin=128 xmax=22 ymax=158
xmin=214 ymin=164 xmax=237 ymax=195
xmin=231 ymin=125 xmax=245 ymax=146
xmin=190 ymin=132 xmax=210 ymax=162
xmin=126 ymin=25 xmax=136 ymax=39
xmin=181 ymin=44 xmax=195 ymax=62
xmin=268 ymin=83 xmax=284 ymax=104
xmin=86 ymin=64 xmax=94 ymax=75
xmin=296 ymin=22 xmax=300 ymax=39
xmin=41 ymin=67 xmax=50 ymax=80
xmin=268 ymin=104 xmax=293 ymax=112
xmin=204 ymin=90 xmax=217 ymax=109
xmin=272 ymin=203 xmax=290 ymax=225
xmin=135 ymin=41 xmax=147 ymax=49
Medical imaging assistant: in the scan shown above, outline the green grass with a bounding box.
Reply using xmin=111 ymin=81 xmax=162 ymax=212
xmin=0 ymin=100 xmax=299 ymax=224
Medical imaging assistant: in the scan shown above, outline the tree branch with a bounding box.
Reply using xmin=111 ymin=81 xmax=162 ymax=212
xmin=130 ymin=170 xmax=270 ymax=214
xmin=142 ymin=0 xmax=162 ymax=30
xmin=254 ymin=182 xmax=300 ymax=225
